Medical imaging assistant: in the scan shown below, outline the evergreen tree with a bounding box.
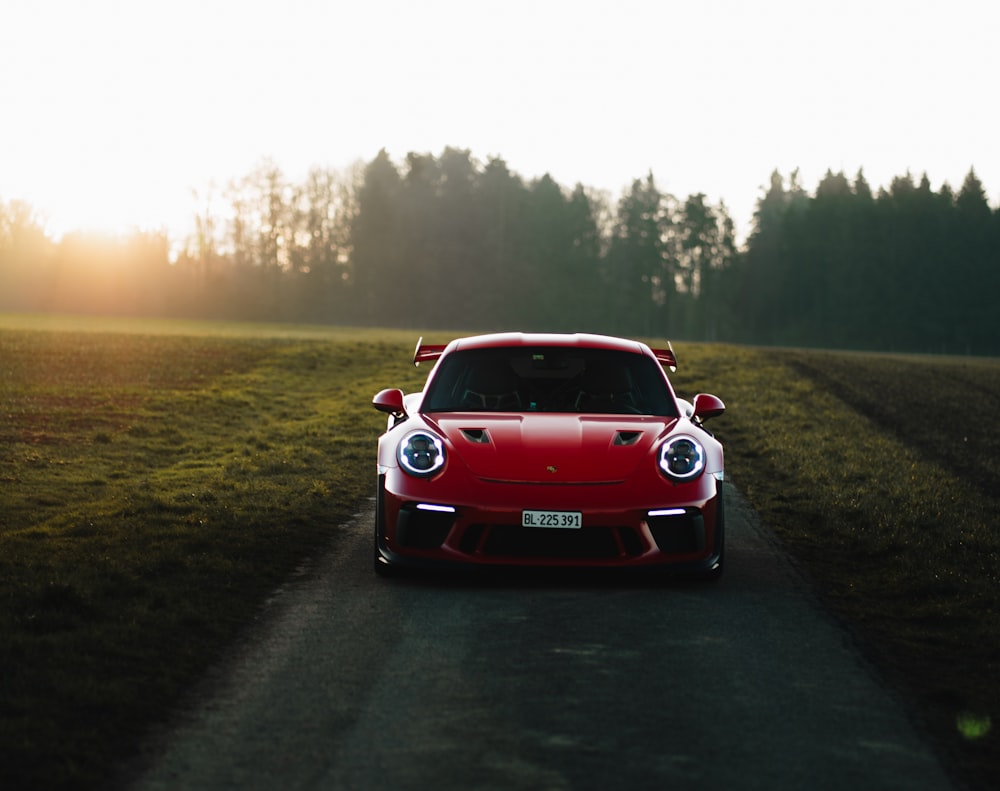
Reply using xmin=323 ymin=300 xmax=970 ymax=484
xmin=435 ymin=147 xmax=482 ymax=328
xmin=738 ymin=170 xmax=807 ymax=343
xmin=349 ymin=149 xmax=403 ymax=325
xmin=564 ymin=185 xmax=605 ymax=329
xmin=477 ymin=156 xmax=527 ymax=328
xmin=680 ymin=196 xmax=736 ymax=339
xmin=953 ymin=168 xmax=997 ymax=351
xmin=606 ymin=173 xmax=676 ymax=336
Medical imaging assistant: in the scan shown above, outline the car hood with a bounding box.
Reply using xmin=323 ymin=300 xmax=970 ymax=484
xmin=425 ymin=413 xmax=677 ymax=483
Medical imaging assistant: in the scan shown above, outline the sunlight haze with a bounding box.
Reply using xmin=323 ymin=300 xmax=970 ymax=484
xmin=1 ymin=0 xmax=997 ymax=242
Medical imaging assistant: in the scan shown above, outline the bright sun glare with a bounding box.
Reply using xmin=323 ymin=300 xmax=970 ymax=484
xmin=22 ymin=159 xmax=198 ymax=241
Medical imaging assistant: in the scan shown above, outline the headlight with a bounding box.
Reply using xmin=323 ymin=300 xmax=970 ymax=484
xmin=397 ymin=431 xmax=446 ymax=477
xmin=658 ymin=435 xmax=705 ymax=481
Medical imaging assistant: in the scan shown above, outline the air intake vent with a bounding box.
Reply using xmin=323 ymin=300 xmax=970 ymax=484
xmin=613 ymin=430 xmax=642 ymax=446
xmin=461 ymin=428 xmax=490 ymax=444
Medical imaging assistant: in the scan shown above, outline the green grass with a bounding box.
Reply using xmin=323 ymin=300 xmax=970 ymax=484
xmin=669 ymin=343 xmax=1000 ymax=787
xmin=1 ymin=317 xmax=997 ymax=789
xmin=0 ymin=319 xmax=433 ymax=790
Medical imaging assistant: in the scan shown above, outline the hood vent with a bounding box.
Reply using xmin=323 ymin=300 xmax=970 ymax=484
xmin=613 ymin=430 xmax=643 ymax=446
xmin=461 ymin=428 xmax=491 ymax=444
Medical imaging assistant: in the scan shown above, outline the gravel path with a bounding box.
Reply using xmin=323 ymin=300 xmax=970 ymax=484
xmin=127 ymin=483 xmax=957 ymax=790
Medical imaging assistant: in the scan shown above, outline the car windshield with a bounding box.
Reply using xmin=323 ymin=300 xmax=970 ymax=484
xmin=422 ymin=347 xmax=678 ymax=416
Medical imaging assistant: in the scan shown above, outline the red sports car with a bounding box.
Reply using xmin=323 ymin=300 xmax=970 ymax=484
xmin=372 ymin=333 xmax=726 ymax=579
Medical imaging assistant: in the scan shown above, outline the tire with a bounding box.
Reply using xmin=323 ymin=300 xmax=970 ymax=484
xmin=698 ymin=485 xmax=725 ymax=582
xmin=373 ymin=478 xmax=390 ymax=575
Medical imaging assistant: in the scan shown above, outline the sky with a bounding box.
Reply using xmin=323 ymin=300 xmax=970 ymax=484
xmin=1 ymin=0 xmax=997 ymax=244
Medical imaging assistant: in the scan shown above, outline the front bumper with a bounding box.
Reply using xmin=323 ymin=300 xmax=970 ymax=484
xmin=375 ymin=469 xmax=724 ymax=574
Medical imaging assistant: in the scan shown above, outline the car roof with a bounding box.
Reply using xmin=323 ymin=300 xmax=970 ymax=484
xmin=448 ymin=332 xmax=649 ymax=354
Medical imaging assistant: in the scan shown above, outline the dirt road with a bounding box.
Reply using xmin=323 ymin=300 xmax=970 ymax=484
xmin=128 ymin=484 xmax=956 ymax=790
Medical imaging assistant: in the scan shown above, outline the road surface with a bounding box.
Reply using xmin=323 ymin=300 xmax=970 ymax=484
xmin=127 ymin=484 xmax=956 ymax=790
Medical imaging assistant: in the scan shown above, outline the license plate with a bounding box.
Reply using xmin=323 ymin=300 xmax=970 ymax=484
xmin=521 ymin=510 xmax=582 ymax=529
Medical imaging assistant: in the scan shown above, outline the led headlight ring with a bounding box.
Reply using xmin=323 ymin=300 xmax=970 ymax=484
xmin=398 ymin=430 xmax=446 ymax=477
xmin=658 ymin=435 xmax=705 ymax=481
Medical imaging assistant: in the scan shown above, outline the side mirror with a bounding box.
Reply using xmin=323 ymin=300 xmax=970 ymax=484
xmin=692 ymin=393 xmax=725 ymax=422
xmin=372 ymin=388 xmax=406 ymax=418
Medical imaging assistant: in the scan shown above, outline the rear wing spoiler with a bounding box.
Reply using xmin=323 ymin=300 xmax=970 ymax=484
xmin=413 ymin=337 xmax=447 ymax=367
xmin=414 ymin=336 xmax=677 ymax=371
xmin=651 ymin=343 xmax=677 ymax=372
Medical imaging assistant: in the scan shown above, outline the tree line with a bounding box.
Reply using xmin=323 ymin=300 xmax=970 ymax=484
xmin=736 ymin=168 xmax=999 ymax=354
xmin=1 ymin=148 xmax=997 ymax=354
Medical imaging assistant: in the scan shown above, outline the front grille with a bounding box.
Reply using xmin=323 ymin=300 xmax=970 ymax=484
xmin=469 ymin=524 xmax=637 ymax=559
xmin=458 ymin=524 xmax=488 ymax=554
xmin=618 ymin=526 xmax=644 ymax=556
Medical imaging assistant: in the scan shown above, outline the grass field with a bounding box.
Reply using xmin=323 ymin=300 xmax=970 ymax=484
xmin=672 ymin=344 xmax=999 ymax=787
xmin=1 ymin=316 xmax=997 ymax=789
